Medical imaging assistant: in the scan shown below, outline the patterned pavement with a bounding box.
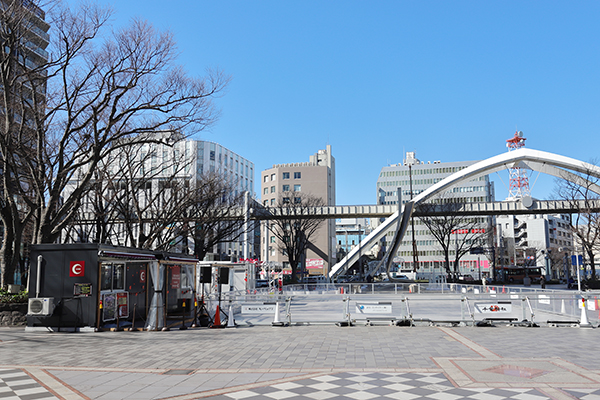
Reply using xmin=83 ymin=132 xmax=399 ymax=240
xmin=2 ymin=324 xmax=600 ymax=399
xmin=0 ymin=368 xmax=58 ymax=399
xmin=208 ymin=372 xmax=551 ymax=400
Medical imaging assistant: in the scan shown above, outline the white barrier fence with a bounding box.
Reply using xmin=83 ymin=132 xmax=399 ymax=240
xmin=205 ymin=283 xmax=600 ymax=327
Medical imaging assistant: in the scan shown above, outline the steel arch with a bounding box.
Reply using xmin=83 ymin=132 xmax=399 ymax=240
xmin=329 ymin=148 xmax=600 ymax=278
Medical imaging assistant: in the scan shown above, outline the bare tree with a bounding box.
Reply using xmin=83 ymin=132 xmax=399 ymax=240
xmin=64 ymin=132 xmax=196 ymax=249
xmin=417 ymin=198 xmax=488 ymax=281
xmin=64 ymin=139 xmax=253 ymax=259
xmin=188 ymin=174 xmax=252 ymax=261
xmin=0 ymin=0 xmax=51 ymax=287
xmin=0 ymin=1 xmax=228 ymax=286
xmin=554 ymin=164 xmax=600 ymax=281
xmin=548 ymin=247 xmax=568 ymax=279
xmin=267 ymin=192 xmax=326 ymax=283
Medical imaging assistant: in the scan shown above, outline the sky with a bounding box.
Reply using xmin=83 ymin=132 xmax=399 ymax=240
xmin=64 ymin=1 xmax=600 ymax=205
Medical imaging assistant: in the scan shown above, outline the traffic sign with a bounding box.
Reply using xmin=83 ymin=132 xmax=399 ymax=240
xmin=571 ymin=255 xmax=583 ymax=265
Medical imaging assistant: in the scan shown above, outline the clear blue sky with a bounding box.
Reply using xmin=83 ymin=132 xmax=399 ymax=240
xmin=70 ymin=1 xmax=600 ymax=205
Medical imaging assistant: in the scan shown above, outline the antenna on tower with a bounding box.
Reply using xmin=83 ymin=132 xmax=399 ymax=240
xmin=506 ymin=130 xmax=530 ymax=199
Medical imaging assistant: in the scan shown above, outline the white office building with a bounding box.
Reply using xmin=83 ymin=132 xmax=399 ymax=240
xmin=496 ymin=213 xmax=573 ymax=279
xmin=64 ymin=132 xmax=255 ymax=260
xmin=375 ymin=152 xmax=495 ymax=279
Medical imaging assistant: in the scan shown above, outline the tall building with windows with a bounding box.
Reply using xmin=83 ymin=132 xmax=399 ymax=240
xmin=261 ymin=145 xmax=335 ymax=276
xmin=496 ymin=213 xmax=573 ymax=279
xmin=0 ymin=1 xmax=50 ymax=285
xmin=194 ymin=139 xmax=254 ymax=196
xmin=64 ymin=132 xmax=255 ymax=260
xmin=375 ymin=151 xmax=495 ymax=278
xmin=194 ymin=139 xmax=255 ymax=259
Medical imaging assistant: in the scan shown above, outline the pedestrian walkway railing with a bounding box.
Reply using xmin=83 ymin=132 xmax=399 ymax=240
xmin=207 ymin=284 xmax=600 ymax=328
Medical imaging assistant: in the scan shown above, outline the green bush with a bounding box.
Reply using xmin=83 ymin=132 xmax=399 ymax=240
xmin=0 ymin=289 xmax=28 ymax=303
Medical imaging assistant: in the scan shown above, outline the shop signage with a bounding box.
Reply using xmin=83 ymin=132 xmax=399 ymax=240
xmin=69 ymin=261 xmax=85 ymax=277
xmin=355 ymin=302 xmax=392 ymax=314
xmin=102 ymin=293 xmax=116 ymax=321
xmin=117 ymin=292 xmax=128 ymax=317
xmin=474 ymin=301 xmax=512 ymax=313
xmin=73 ymin=283 xmax=92 ymax=297
xmin=171 ymin=266 xmax=181 ymax=289
xmin=241 ymin=303 xmax=277 ymax=314
xmin=140 ymin=271 xmax=146 ymax=283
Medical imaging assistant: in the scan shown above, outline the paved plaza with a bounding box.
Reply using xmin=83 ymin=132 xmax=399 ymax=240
xmin=2 ymin=322 xmax=600 ymax=400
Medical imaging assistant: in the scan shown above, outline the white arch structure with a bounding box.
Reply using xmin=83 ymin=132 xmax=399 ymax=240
xmin=329 ymin=148 xmax=600 ymax=278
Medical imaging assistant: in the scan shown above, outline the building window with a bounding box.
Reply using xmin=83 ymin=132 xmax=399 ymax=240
xmin=264 ymin=176 xmax=268 ymax=182
xmin=294 ymin=172 xmax=301 ymax=179
xmin=270 ymin=199 xmax=275 ymax=205
xmin=263 ymin=200 xmax=268 ymax=206
xmin=271 ymin=186 xmax=275 ymax=193
xmin=283 ymin=197 xmax=290 ymax=204
xmin=271 ymin=173 xmax=275 ymax=181
xmin=283 ymin=172 xmax=290 ymax=179
xmin=263 ymin=187 xmax=268 ymax=195
xmin=294 ymin=197 xmax=301 ymax=204
xmin=294 ymin=184 xmax=301 ymax=192
xmin=270 ymin=236 xmax=276 ymax=243
xmin=282 ymin=184 xmax=290 ymax=192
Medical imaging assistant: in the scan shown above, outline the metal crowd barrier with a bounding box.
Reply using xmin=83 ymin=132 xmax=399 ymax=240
xmin=204 ymin=284 xmax=600 ymax=328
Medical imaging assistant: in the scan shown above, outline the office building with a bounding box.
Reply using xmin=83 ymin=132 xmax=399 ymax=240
xmin=64 ymin=132 xmax=255 ymax=260
xmin=375 ymin=151 xmax=494 ymax=278
xmin=496 ymin=213 xmax=573 ymax=279
xmin=261 ymin=145 xmax=335 ymax=276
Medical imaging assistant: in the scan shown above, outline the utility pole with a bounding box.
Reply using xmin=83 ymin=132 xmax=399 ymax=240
xmin=409 ymin=164 xmax=419 ymax=272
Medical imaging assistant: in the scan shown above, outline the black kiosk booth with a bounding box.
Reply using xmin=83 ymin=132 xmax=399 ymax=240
xmin=27 ymin=244 xmax=198 ymax=332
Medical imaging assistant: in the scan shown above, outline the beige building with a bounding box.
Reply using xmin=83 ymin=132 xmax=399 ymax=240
xmin=260 ymin=145 xmax=335 ymax=276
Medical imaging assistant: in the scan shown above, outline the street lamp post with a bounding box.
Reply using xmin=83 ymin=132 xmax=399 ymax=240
xmin=543 ymin=249 xmax=550 ymax=279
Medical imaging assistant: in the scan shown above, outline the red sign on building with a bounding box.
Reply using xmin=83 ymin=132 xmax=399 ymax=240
xmin=306 ymin=259 xmax=324 ymax=269
xmin=69 ymin=261 xmax=85 ymax=277
xmin=171 ymin=266 xmax=181 ymax=289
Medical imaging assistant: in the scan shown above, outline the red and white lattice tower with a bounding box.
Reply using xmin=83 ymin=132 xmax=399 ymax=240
xmin=506 ymin=130 xmax=530 ymax=199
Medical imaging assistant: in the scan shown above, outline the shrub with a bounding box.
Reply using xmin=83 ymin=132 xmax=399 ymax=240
xmin=0 ymin=289 xmax=28 ymax=304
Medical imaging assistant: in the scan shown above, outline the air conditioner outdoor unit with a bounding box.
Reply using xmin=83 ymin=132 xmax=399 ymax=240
xmin=28 ymin=297 xmax=55 ymax=316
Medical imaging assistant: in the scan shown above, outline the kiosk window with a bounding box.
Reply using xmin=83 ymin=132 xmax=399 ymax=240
xmin=101 ymin=263 xmax=126 ymax=291
xmin=113 ymin=264 xmax=125 ymax=290
xmin=101 ymin=264 xmax=112 ymax=291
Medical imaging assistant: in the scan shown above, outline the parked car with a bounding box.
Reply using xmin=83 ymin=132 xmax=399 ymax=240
xmin=335 ymin=275 xmax=352 ymax=283
xmin=394 ymin=274 xmax=413 ymax=282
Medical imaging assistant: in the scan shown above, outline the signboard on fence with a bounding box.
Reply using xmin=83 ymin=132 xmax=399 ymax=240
xmin=242 ymin=303 xmax=277 ymax=314
xmin=474 ymin=301 xmax=512 ymax=314
xmin=538 ymin=294 xmax=550 ymax=305
xmin=579 ymin=299 xmax=596 ymax=311
xmin=355 ymin=302 xmax=392 ymax=314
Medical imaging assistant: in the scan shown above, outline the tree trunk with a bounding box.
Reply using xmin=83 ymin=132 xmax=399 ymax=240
xmin=0 ymin=209 xmax=25 ymax=288
xmin=0 ymin=226 xmax=16 ymax=287
xmin=587 ymin=247 xmax=596 ymax=281
xmin=289 ymin=259 xmax=299 ymax=284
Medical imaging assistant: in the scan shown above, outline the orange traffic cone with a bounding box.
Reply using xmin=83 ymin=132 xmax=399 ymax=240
xmin=211 ymin=305 xmax=223 ymax=328
xmin=502 ymin=286 xmax=505 ymax=294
